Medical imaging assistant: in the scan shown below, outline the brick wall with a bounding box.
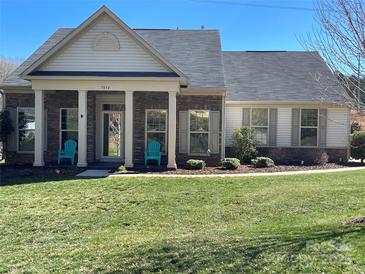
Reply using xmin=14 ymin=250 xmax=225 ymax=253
xmin=133 ymin=91 xmax=169 ymax=164
xmin=226 ymin=146 xmax=348 ymax=164
xmin=5 ymin=93 xmax=34 ymax=165
xmin=176 ymin=95 xmax=223 ymax=166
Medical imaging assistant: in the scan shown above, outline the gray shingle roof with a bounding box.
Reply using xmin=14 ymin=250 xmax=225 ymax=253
xmin=1 ymin=28 xmax=73 ymax=87
xmin=1 ymin=28 xmax=226 ymax=89
xmin=223 ymin=51 xmax=350 ymax=103
xmin=136 ymin=29 xmax=225 ymax=88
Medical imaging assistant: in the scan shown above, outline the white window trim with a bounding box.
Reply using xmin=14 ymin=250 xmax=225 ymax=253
xmin=299 ymin=108 xmax=319 ymax=147
xmin=16 ymin=107 xmax=35 ymax=154
xmin=59 ymin=108 xmax=78 ymax=150
xmin=250 ymin=107 xmax=270 ymax=146
xmin=188 ymin=110 xmax=210 ymax=156
xmin=145 ymin=109 xmax=168 ymax=154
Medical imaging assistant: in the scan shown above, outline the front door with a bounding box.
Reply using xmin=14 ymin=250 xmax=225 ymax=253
xmin=101 ymin=110 xmax=124 ymax=161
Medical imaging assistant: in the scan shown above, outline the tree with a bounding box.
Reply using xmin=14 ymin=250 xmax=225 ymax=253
xmin=0 ymin=57 xmax=19 ymax=83
xmin=304 ymin=0 xmax=364 ymax=110
xmin=0 ymin=110 xmax=14 ymax=160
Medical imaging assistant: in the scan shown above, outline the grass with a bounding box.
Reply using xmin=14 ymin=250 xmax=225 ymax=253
xmin=1 ymin=171 xmax=365 ymax=273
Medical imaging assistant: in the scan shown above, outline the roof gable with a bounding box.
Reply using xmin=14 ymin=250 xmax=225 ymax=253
xmin=21 ymin=6 xmax=187 ymax=79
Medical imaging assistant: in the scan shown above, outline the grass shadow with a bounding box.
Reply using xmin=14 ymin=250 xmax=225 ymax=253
xmin=101 ymin=226 xmax=365 ymax=273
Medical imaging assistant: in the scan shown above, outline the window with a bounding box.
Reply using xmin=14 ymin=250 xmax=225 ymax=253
xmin=60 ymin=108 xmax=78 ymax=149
xmin=17 ymin=108 xmax=35 ymax=152
xmin=251 ymin=108 xmax=269 ymax=145
xmin=146 ymin=110 xmax=167 ymax=153
xmin=189 ymin=110 xmax=209 ymax=154
xmin=300 ymin=109 xmax=318 ymax=146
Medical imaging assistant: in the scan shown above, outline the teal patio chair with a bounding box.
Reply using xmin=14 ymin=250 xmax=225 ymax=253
xmin=58 ymin=140 xmax=77 ymax=165
xmin=144 ymin=140 xmax=162 ymax=166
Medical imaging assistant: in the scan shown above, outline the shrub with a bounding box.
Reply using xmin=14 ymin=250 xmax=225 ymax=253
xmin=186 ymin=159 xmax=206 ymax=170
xmin=232 ymin=127 xmax=257 ymax=164
xmin=221 ymin=158 xmax=240 ymax=170
xmin=314 ymin=151 xmax=329 ymax=165
xmin=251 ymin=157 xmax=275 ymax=168
xmin=117 ymin=165 xmax=127 ymax=172
xmin=350 ymin=131 xmax=365 ymax=163
xmin=351 ymin=121 xmax=361 ymax=133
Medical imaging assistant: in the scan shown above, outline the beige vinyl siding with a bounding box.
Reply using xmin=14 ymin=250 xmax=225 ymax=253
xmin=40 ymin=14 xmax=170 ymax=72
xmin=277 ymin=108 xmax=292 ymax=146
xmin=225 ymin=105 xmax=349 ymax=148
xmin=225 ymin=106 xmax=242 ymax=146
xmin=327 ymin=108 xmax=349 ymax=147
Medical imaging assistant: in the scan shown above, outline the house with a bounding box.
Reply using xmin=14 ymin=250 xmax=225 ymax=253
xmin=0 ymin=6 xmax=351 ymax=168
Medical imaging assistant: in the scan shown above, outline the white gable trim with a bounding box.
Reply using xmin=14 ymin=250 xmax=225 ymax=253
xmin=20 ymin=6 xmax=188 ymax=83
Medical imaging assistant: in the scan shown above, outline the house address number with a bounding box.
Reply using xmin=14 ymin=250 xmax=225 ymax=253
xmin=101 ymin=85 xmax=111 ymax=90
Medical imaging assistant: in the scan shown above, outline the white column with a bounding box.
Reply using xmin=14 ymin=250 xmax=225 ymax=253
xmin=167 ymin=91 xmax=177 ymax=169
xmin=33 ymin=90 xmax=45 ymax=167
xmin=77 ymin=90 xmax=88 ymax=167
xmin=124 ymin=90 xmax=134 ymax=168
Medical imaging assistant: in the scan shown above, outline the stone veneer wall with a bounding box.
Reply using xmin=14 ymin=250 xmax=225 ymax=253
xmin=5 ymin=93 xmax=35 ymax=165
xmin=176 ymin=95 xmax=223 ymax=166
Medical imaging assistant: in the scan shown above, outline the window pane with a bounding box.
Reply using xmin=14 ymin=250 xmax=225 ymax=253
xmin=251 ymin=109 xmax=268 ymax=126
xmin=147 ymin=110 xmax=166 ymax=131
xmin=103 ymin=113 xmax=121 ymax=157
xmin=147 ymin=132 xmax=166 ymax=153
xmin=252 ymin=128 xmax=268 ymax=145
xmin=301 ymin=128 xmax=317 ymax=146
xmin=190 ymin=111 xmax=209 ymax=132
xmin=61 ymin=131 xmax=78 ymax=149
xmin=102 ymin=104 xmax=123 ymax=111
xmin=61 ymin=109 xmax=78 ymax=130
xmin=18 ymin=130 xmax=34 ymax=151
xmin=301 ymin=109 xmax=318 ymax=127
xmin=190 ymin=133 xmax=208 ymax=154
xmin=18 ymin=108 xmax=35 ymax=130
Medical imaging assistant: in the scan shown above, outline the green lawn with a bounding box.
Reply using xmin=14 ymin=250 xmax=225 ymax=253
xmin=1 ymin=171 xmax=365 ymax=273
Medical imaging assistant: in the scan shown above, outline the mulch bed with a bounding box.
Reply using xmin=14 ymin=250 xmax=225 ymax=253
xmin=0 ymin=165 xmax=85 ymax=183
xmin=121 ymin=162 xmax=357 ymax=175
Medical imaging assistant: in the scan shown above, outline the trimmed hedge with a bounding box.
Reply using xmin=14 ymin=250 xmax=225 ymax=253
xmin=221 ymin=158 xmax=240 ymax=170
xmin=186 ymin=159 xmax=206 ymax=170
xmin=251 ymin=157 xmax=275 ymax=168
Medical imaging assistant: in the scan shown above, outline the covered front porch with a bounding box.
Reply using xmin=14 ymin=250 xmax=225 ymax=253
xmin=32 ymin=78 xmax=180 ymax=169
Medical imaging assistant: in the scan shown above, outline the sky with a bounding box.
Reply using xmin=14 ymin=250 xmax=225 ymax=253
xmin=0 ymin=0 xmax=319 ymax=61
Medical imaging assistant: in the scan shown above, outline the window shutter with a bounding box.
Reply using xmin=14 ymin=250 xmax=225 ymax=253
xmin=242 ymin=108 xmax=251 ymax=127
xmin=291 ymin=108 xmax=300 ymax=146
xmin=6 ymin=107 xmax=17 ymax=151
xmin=209 ymin=111 xmax=220 ymax=154
xmin=319 ymin=108 xmax=327 ymax=147
xmin=269 ymin=108 xmax=277 ymax=146
xmin=178 ymin=111 xmax=188 ymax=153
